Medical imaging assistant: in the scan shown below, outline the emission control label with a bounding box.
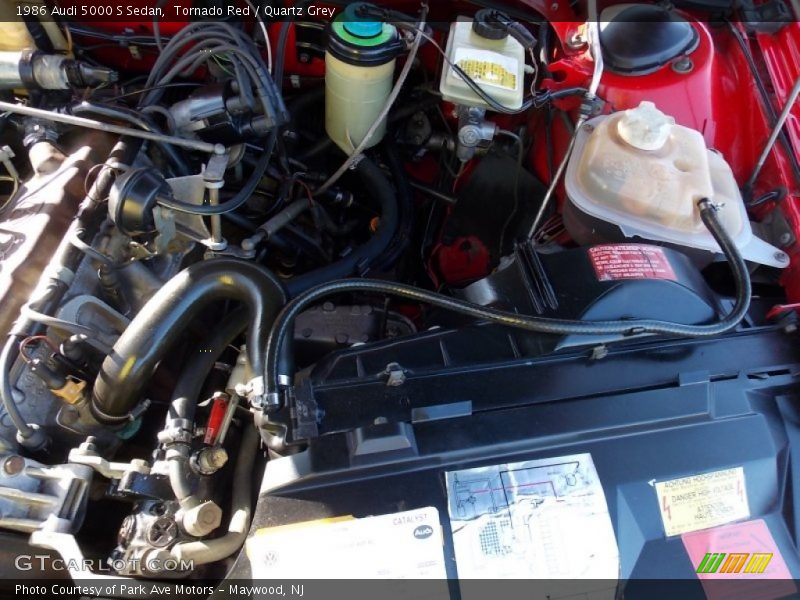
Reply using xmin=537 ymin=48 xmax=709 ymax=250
xmin=246 ymin=506 xmax=447 ymax=579
xmin=655 ymin=467 xmax=750 ymax=537
xmin=589 ymin=244 xmax=677 ymax=282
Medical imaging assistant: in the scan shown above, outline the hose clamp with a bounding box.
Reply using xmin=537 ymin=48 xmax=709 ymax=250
xmin=157 ymin=418 xmax=193 ymax=445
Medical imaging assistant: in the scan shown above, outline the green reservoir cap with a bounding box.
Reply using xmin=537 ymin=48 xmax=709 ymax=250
xmin=327 ymin=2 xmax=403 ymax=66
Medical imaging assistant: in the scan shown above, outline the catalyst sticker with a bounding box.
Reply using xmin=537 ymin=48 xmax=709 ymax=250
xmin=246 ymin=506 xmax=447 ymax=580
xmin=588 ymin=244 xmax=677 ymax=282
xmin=683 ymin=519 xmax=795 ymax=599
xmin=655 ymin=467 xmax=750 ymax=537
xmin=445 ymin=453 xmax=618 ymax=591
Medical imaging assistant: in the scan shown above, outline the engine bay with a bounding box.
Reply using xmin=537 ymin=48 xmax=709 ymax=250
xmin=1 ymin=0 xmax=800 ymax=594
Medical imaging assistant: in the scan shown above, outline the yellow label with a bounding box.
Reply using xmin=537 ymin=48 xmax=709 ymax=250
xmin=252 ymin=515 xmax=353 ymax=537
xmin=456 ymin=58 xmax=517 ymax=91
xmin=655 ymin=467 xmax=749 ymax=537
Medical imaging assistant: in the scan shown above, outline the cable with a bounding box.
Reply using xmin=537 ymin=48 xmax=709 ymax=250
xmin=527 ymin=112 xmax=586 ymax=239
xmin=67 ymin=228 xmax=115 ymax=266
xmin=314 ymin=4 xmax=429 ymax=196
xmin=285 ymin=154 xmax=399 ymax=297
xmin=154 ymin=130 xmax=277 ymax=216
xmin=263 ymin=199 xmax=751 ymax=405
xmin=103 ymin=83 xmax=202 ymax=103
xmin=746 ymin=73 xmax=800 ymax=192
xmin=496 ymin=129 xmax=525 ymax=253
xmin=71 ymin=101 xmax=190 ymax=175
xmin=728 ymin=21 xmax=800 ymax=189
xmin=397 ymin=23 xmax=586 ymax=115
xmin=0 ymin=338 xmax=34 ymax=439
xmin=527 ymin=11 xmax=604 ymax=239
xmin=244 ymin=0 xmax=273 ymax=74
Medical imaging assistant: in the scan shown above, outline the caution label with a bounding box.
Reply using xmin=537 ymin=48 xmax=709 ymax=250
xmin=655 ymin=467 xmax=750 ymax=537
xmin=589 ymin=244 xmax=677 ymax=282
xmin=453 ymin=48 xmax=518 ymax=91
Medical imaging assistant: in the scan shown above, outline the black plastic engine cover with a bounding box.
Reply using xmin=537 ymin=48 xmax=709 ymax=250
xmin=461 ymin=242 xmax=720 ymax=351
xmin=230 ymin=325 xmax=800 ymax=593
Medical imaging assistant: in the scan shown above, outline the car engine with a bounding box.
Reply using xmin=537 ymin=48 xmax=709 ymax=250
xmin=1 ymin=0 xmax=800 ymax=593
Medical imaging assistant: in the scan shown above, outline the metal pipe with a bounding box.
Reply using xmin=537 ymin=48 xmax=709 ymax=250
xmin=0 ymin=100 xmax=225 ymax=155
xmin=586 ymin=0 xmax=603 ymax=100
xmin=241 ymin=199 xmax=310 ymax=253
xmin=527 ymin=2 xmax=603 ymax=240
xmin=208 ymin=187 xmax=225 ymax=248
xmin=745 ymin=74 xmax=800 ymax=191
xmin=170 ymin=425 xmax=258 ymax=565
xmin=527 ymin=115 xmax=587 ymax=239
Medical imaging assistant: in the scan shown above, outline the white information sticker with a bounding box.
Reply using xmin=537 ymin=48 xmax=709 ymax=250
xmin=446 ymin=452 xmax=618 ymax=598
xmin=655 ymin=466 xmax=750 ymax=537
xmin=246 ymin=506 xmax=447 ymax=580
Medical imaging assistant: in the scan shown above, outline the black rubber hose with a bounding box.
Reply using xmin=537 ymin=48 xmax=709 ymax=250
xmin=372 ymin=138 xmax=413 ymax=270
xmin=91 ymin=259 xmax=286 ymax=424
xmin=264 ymin=200 xmax=751 ymax=403
xmin=1 ymin=138 xmax=141 ymax=444
xmin=284 ymin=155 xmax=399 ymax=298
xmin=168 ymin=309 xmax=248 ymax=423
xmin=167 ymin=309 xmax=248 ymax=503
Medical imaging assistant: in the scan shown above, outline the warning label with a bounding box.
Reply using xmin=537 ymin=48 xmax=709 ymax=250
xmin=655 ymin=467 xmax=750 ymax=537
xmin=453 ymin=48 xmax=519 ymax=91
xmin=589 ymin=244 xmax=677 ymax=282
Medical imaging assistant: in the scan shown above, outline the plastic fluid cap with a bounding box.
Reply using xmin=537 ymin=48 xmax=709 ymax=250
xmin=342 ymin=3 xmax=383 ymax=39
xmin=617 ymin=101 xmax=675 ymax=151
xmin=328 ymin=3 xmax=401 ymax=66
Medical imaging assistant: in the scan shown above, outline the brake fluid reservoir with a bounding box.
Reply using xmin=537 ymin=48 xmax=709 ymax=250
xmin=564 ymin=101 xmax=787 ymax=268
xmin=325 ymin=3 xmax=403 ymax=153
xmin=439 ymin=14 xmax=525 ymax=110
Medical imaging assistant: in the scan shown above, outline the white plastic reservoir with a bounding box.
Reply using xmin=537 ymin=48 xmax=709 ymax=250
xmin=564 ymin=101 xmax=787 ymax=268
xmin=439 ymin=17 xmax=526 ymax=110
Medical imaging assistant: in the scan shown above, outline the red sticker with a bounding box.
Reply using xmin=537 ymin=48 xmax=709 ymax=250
xmin=682 ymin=519 xmax=796 ymax=600
xmin=588 ymin=244 xmax=677 ymax=282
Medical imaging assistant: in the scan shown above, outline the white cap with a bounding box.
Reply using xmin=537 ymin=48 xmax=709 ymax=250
xmin=617 ymin=101 xmax=675 ymax=151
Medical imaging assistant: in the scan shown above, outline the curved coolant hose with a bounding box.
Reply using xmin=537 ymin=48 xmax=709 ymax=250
xmin=168 ymin=310 xmax=248 ymax=423
xmin=264 ymin=200 xmax=751 ymax=403
xmin=91 ymin=259 xmax=286 ymax=424
xmin=284 ymin=155 xmax=399 ymax=298
xmin=170 ymin=425 xmax=259 ymax=565
xmin=167 ymin=310 xmax=248 ymax=503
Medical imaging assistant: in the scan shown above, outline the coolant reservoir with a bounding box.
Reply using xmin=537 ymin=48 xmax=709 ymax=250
xmin=439 ymin=16 xmax=525 ymax=110
xmin=564 ymin=101 xmax=787 ymax=268
xmin=325 ymin=3 xmax=403 ymax=153
xmin=0 ymin=8 xmax=34 ymax=51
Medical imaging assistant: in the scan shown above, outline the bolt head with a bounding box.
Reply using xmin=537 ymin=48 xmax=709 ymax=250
xmin=2 ymin=455 xmax=25 ymax=476
xmin=184 ymin=501 xmax=223 ymax=537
